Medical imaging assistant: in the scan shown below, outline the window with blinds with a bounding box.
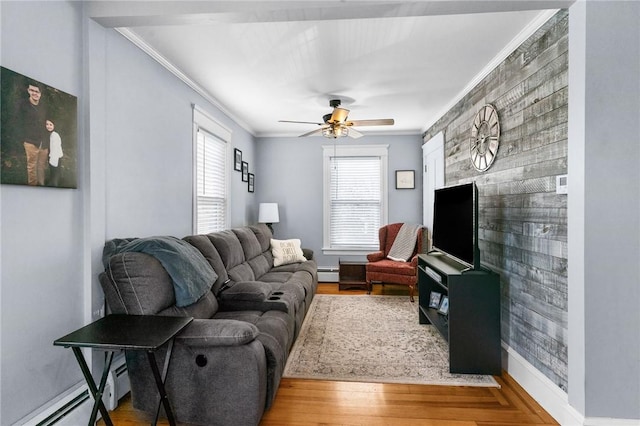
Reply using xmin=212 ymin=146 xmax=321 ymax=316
xmin=195 ymin=129 xmax=226 ymax=233
xmin=193 ymin=106 xmax=230 ymax=234
xmin=323 ymin=144 xmax=388 ymax=253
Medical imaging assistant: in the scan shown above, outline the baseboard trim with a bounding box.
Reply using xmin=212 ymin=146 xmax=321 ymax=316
xmin=583 ymin=418 xmax=640 ymax=426
xmin=503 ymin=343 xmax=640 ymax=426
xmin=15 ymin=384 xmax=93 ymax=426
xmin=318 ymin=270 xmax=338 ymax=282
xmin=502 ymin=342 xmax=582 ymax=425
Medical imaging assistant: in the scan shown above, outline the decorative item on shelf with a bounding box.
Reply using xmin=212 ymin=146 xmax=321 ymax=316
xmin=242 ymin=161 xmax=249 ymax=181
xmin=248 ymin=173 xmax=255 ymax=193
xmin=428 ymin=291 xmax=442 ymax=308
xmin=438 ymin=296 xmax=449 ymax=315
xmin=234 ymin=148 xmax=242 ymax=171
xmin=395 ymin=170 xmax=415 ymax=189
xmin=258 ymin=203 xmax=279 ymax=233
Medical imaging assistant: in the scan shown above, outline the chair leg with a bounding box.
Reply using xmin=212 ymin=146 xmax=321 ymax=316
xmin=409 ymin=285 xmax=415 ymax=302
xmin=366 ymin=281 xmax=372 ymax=295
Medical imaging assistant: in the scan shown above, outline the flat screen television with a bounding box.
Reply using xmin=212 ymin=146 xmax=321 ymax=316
xmin=431 ymin=182 xmax=480 ymax=270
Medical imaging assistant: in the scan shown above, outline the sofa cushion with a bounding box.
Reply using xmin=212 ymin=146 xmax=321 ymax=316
xmin=102 ymin=252 xmax=219 ymax=317
xmin=365 ymin=258 xmax=417 ymax=275
xmin=209 ymin=230 xmax=246 ymax=270
xmin=103 ymin=236 xmax=217 ymax=307
xmin=183 ymin=234 xmax=230 ymax=295
xmin=247 ymin=254 xmax=272 ymax=280
xmin=103 ymin=252 xmax=175 ymax=315
xmin=158 ymin=291 xmax=219 ymax=319
xmin=271 ymin=238 xmax=306 ymax=267
xmin=227 ymin=263 xmax=256 ymax=282
xmin=249 ymin=224 xmax=272 ymax=253
xmin=233 ymin=227 xmax=263 ymax=260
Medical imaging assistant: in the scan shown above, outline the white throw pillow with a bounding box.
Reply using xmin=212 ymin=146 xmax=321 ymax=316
xmin=271 ymin=238 xmax=306 ymax=267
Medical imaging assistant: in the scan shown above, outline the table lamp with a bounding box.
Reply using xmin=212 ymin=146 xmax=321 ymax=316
xmin=258 ymin=203 xmax=280 ymax=234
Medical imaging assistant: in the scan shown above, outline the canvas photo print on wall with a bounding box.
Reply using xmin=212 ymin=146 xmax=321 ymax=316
xmin=1 ymin=66 xmax=78 ymax=188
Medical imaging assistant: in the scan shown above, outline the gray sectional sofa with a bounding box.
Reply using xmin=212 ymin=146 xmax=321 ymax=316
xmin=99 ymin=224 xmax=317 ymax=426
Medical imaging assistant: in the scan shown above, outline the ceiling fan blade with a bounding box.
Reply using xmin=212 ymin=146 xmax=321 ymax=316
xmin=298 ymin=127 xmax=327 ymax=138
xmin=328 ymin=107 xmax=350 ymax=124
xmin=279 ymin=120 xmax=324 ymax=125
xmin=346 ymin=118 xmax=395 ymax=127
xmin=347 ymin=128 xmax=364 ymax=139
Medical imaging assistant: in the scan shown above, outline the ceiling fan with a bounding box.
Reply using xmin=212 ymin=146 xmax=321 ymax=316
xmin=279 ymin=99 xmax=394 ymax=139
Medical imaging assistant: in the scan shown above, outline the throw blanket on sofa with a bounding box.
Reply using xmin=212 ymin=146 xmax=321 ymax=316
xmin=103 ymin=236 xmax=217 ymax=307
xmin=387 ymin=223 xmax=421 ymax=262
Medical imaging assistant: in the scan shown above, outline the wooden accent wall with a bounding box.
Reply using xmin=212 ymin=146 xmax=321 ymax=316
xmin=422 ymin=10 xmax=568 ymax=390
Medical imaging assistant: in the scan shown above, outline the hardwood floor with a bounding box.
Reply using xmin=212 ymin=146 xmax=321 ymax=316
xmin=99 ymin=284 xmax=558 ymax=425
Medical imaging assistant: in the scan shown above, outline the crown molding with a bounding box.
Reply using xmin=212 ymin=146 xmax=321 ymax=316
xmin=116 ymin=27 xmax=256 ymax=136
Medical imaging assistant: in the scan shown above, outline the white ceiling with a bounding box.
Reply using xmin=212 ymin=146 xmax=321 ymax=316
xmin=88 ymin=1 xmax=572 ymax=138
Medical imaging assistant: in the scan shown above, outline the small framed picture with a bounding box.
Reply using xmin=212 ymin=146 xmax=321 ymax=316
xmin=234 ymin=148 xmax=242 ymax=171
xmin=428 ymin=291 xmax=442 ymax=309
xmin=395 ymin=170 xmax=415 ymax=189
xmin=242 ymin=161 xmax=249 ymax=182
xmin=438 ymin=296 xmax=449 ymax=315
xmin=248 ymin=173 xmax=254 ymax=193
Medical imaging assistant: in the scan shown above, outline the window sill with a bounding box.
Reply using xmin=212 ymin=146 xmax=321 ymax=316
xmin=322 ymin=247 xmax=376 ymax=256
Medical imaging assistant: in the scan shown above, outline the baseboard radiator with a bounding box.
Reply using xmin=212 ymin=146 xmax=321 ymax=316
xmin=16 ymin=385 xmax=92 ymax=426
xmin=318 ymin=266 xmax=339 ymax=282
xmin=105 ymin=353 xmax=130 ymax=410
xmin=17 ymin=353 xmax=130 ymax=426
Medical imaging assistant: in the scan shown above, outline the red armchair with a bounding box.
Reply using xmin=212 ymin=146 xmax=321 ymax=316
xmin=365 ymin=223 xmax=424 ymax=302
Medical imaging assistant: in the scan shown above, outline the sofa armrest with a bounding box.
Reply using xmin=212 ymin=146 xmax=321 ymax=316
xmin=410 ymin=254 xmax=419 ymax=267
xmin=367 ymin=251 xmax=385 ymax=262
xmin=176 ymin=318 xmax=259 ymax=347
xmin=218 ymin=281 xmax=291 ymax=314
xmin=220 ymin=281 xmax=271 ymax=302
xmin=302 ymin=248 xmax=314 ymax=260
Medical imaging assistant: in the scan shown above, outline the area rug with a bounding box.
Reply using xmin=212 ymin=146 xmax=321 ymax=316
xmin=284 ymin=294 xmax=499 ymax=387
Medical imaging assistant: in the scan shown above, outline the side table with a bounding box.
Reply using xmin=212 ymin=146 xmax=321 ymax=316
xmin=54 ymin=314 xmax=193 ymax=426
xmin=338 ymin=259 xmax=369 ymax=291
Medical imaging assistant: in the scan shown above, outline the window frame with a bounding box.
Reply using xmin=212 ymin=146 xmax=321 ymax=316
xmin=192 ymin=105 xmax=232 ymax=234
xmin=322 ymin=144 xmax=389 ymax=255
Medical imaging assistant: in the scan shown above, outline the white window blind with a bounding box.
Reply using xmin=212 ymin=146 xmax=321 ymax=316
xmin=330 ymin=156 xmax=381 ymax=247
xmin=323 ymin=144 xmax=388 ymax=254
xmin=195 ymin=128 xmax=226 ymax=234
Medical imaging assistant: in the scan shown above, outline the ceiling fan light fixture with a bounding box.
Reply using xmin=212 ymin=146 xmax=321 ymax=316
xmin=323 ymin=126 xmax=348 ymax=138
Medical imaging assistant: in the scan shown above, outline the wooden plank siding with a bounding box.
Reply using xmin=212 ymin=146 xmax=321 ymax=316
xmin=422 ymin=10 xmax=569 ymax=391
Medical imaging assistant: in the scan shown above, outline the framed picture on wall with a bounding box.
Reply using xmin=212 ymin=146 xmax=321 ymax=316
xmin=234 ymin=148 xmax=242 ymax=171
xmin=248 ymin=173 xmax=254 ymax=193
xmin=1 ymin=66 xmax=78 ymax=188
xmin=242 ymin=161 xmax=249 ymax=182
xmin=395 ymin=170 xmax=415 ymax=189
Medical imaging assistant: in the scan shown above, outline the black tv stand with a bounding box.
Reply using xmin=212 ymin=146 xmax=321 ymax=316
xmin=418 ymin=253 xmax=501 ymax=375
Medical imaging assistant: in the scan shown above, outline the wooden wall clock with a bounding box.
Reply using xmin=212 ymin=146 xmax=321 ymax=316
xmin=470 ymin=104 xmax=500 ymax=172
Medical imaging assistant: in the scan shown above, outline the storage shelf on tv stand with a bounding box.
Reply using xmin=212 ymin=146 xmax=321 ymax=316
xmin=418 ymin=252 xmax=501 ymax=375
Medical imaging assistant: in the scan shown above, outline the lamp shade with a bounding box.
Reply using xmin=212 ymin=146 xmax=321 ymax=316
xmin=258 ymin=203 xmax=279 ymax=224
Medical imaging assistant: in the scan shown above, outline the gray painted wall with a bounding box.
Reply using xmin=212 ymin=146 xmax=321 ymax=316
xmin=1 ymin=1 xmax=258 ymax=423
xmin=97 ymin=31 xmax=256 ymax=239
xmin=0 ymin=2 xmax=85 ymax=424
xmin=255 ymin=134 xmax=424 ymax=268
xmin=580 ymin=1 xmax=639 ymax=419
